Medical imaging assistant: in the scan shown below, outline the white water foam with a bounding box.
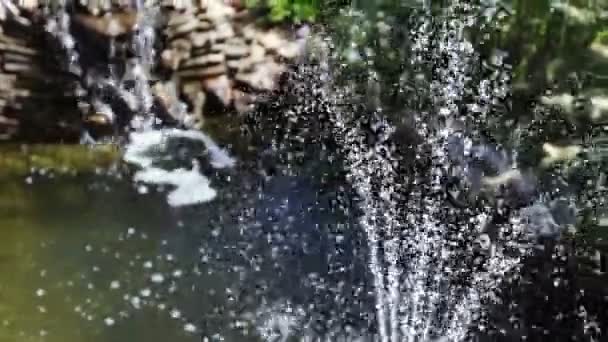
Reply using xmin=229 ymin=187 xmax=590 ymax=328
xmin=124 ymin=128 xmax=235 ymax=206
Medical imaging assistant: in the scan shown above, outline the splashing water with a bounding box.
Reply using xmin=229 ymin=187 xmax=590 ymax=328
xmin=23 ymin=1 xmax=588 ymax=341
xmin=123 ymin=128 xmax=235 ymax=206
xmin=290 ymin=1 xmax=535 ymax=341
xmin=122 ymin=2 xmax=237 ymax=206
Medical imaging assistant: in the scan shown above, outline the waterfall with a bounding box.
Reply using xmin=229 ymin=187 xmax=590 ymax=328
xmin=44 ymin=0 xmax=81 ymax=76
xmin=41 ymin=1 xmax=236 ymax=206
xmin=128 ymin=0 xmax=159 ymax=130
xmin=123 ymin=1 xmax=236 ymax=206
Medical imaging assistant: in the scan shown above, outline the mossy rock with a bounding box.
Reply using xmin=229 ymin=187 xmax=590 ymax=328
xmin=0 ymin=144 xmax=121 ymax=178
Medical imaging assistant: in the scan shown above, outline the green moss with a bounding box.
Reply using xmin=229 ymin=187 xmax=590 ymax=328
xmin=0 ymin=144 xmax=121 ymax=178
xmin=245 ymin=0 xmax=346 ymax=23
xmin=593 ymin=29 xmax=608 ymax=45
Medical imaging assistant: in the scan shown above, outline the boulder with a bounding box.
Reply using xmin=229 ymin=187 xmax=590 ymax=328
xmin=235 ymin=59 xmax=285 ymax=92
xmin=202 ymin=74 xmax=232 ymax=107
xmin=74 ymin=11 xmax=138 ymax=37
xmin=255 ymin=29 xmax=283 ymax=52
xmin=177 ymin=63 xmax=226 ymax=78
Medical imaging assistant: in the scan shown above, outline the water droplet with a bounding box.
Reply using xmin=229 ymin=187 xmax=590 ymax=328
xmin=170 ymin=309 xmax=181 ymax=319
xmin=104 ymin=317 xmax=115 ymax=326
xmin=150 ymin=273 xmax=164 ymax=284
xmin=130 ymin=296 xmax=141 ymax=309
xmin=184 ymin=323 xmax=197 ymax=333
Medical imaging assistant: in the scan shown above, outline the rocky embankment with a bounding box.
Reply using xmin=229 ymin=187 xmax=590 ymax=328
xmin=0 ymin=0 xmax=308 ymax=141
xmin=160 ymin=1 xmax=306 ymax=118
xmin=0 ymin=1 xmax=82 ymax=141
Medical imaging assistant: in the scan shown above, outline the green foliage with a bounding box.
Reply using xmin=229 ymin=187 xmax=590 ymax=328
xmin=593 ymin=29 xmax=608 ymax=45
xmin=245 ymin=0 xmax=349 ymax=23
xmin=480 ymin=0 xmax=608 ymax=263
xmin=244 ymin=0 xmax=318 ymax=22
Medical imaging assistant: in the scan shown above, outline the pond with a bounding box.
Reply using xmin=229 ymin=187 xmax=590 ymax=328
xmin=0 ymin=117 xmax=374 ymax=341
xmin=1 ymin=1 xmax=608 ymax=342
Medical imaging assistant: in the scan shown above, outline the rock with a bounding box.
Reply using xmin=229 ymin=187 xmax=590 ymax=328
xmin=223 ymin=0 xmax=244 ymax=10
xmin=167 ymin=11 xmax=195 ymax=27
xmin=0 ymin=38 xmax=37 ymax=56
xmin=249 ymin=43 xmax=266 ymax=62
xmin=161 ymin=0 xmax=196 ymax=10
xmin=161 ymin=49 xmax=180 ymax=70
xmin=232 ymin=88 xmax=255 ymax=113
xmin=169 ymin=38 xmax=193 ymax=52
xmin=213 ymin=21 xmax=234 ymax=41
xmin=196 ymin=19 xmax=214 ymax=31
xmin=80 ymin=0 xmax=110 ymax=16
xmin=181 ymin=81 xmax=206 ymax=126
xmin=177 ymin=63 xmax=226 ymax=78
xmin=241 ymin=24 xmax=256 ymax=42
xmin=0 ymin=114 xmax=17 ymax=125
xmin=166 ymin=15 xmax=199 ymax=39
xmin=4 ymin=52 xmax=32 ymax=63
xmin=202 ymin=74 xmax=232 ymax=107
xmin=235 ymin=60 xmax=285 ymax=92
xmin=210 ymin=42 xmax=228 ymax=53
xmin=226 ymin=59 xmax=241 ymax=73
xmin=256 ymin=29 xmax=283 ymax=52
xmin=277 ymin=41 xmax=301 ymax=60
xmin=4 ymin=61 xmax=36 ymax=73
xmin=85 ymin=112 xmax=113 ymax=126
xmin=205 ymin=0 xmax=235 ymax=19
xmin=224 ymin=38 xmax=249 ymax=59
xmin=162 ymin=38 xmax=192 ymax=69
xmin=152 ymin=80 xmax=188 ymax=122
xmin=15 ymin=0 xmax=38 ymax=12
xmin=74 ymin=11 xmax=138 ymax=37
xmin=190 ymin=31 xmax=212 ymax=48
xmin=181 ymin=53 xmax=224 ymax=69
xmin=0 ymin=0 xmax=31 ymax=25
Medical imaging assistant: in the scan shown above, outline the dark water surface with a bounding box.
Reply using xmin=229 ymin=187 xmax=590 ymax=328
xmin=0 ymin=122 xmax=374 ymax=342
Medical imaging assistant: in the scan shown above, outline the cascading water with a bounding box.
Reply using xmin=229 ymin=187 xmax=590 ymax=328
xmin=69 ymin=0 xmax=237 ymax=206
xmin=127 ymin=0 xmax=158 ymax=129
xmin=44 ymin=1 xmax=80 ymax=75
